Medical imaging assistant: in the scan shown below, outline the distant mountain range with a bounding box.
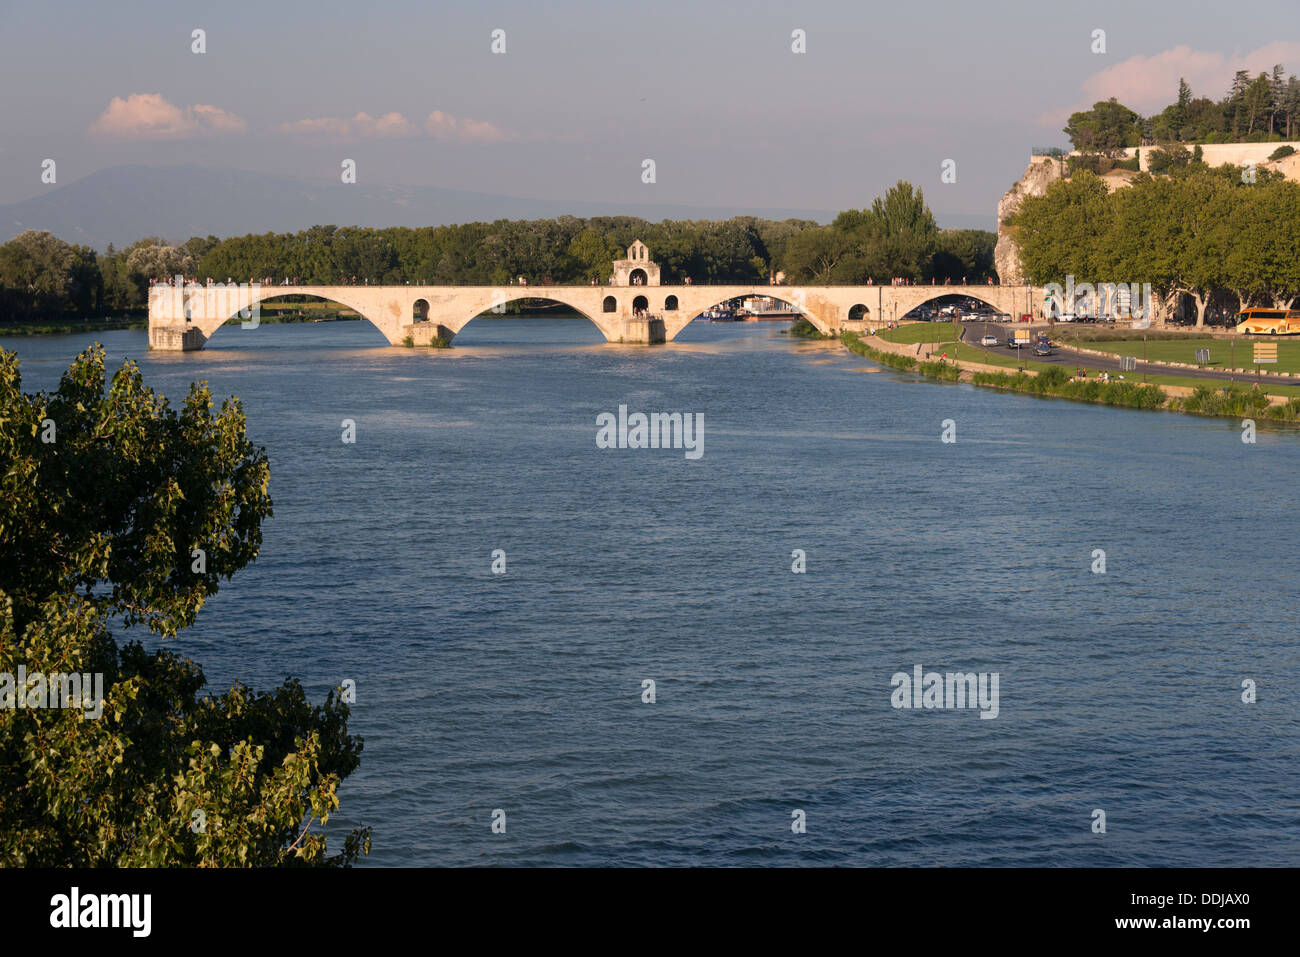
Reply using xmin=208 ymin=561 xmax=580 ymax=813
xmin=0 ymin=164 xmax=992 ymax=250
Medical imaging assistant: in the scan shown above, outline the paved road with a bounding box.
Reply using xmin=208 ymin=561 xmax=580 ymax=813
xmin=955 ymin=320 xmax=1290 ymax=387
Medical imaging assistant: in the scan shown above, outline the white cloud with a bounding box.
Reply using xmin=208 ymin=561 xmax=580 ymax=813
xmin=89 ymin=93 xmax=246 ymax=140
xmin=424 ymin=110 xmax=512 ymax=143
xmin=278 ymin=111 xmax=416 ymax=140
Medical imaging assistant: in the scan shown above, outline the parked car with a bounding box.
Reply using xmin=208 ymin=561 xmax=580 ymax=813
xmin=1034 ymin=341 xmax=1053 ymax=356
xmin=979 ymin=334 xmax=999 ymax=346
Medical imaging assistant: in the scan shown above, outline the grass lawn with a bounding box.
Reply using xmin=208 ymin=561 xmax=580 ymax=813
xmin=1069 ymin=336 xmax=1300 ymax=374
xmin=877 ymin=321 xmax=965 ymax=345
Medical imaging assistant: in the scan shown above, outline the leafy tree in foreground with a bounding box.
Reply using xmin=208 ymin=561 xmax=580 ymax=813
xmin=0 ymin=345 xmax=368 ymax=866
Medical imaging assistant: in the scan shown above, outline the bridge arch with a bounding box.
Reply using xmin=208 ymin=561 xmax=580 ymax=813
xmin=456 ymin=294 xmax=611 ymax=341
xmin=413 ymin=298 xmax=430 ymax=321
xmin=901 ymin=291 xmax=1007 ymax=319
xmin=667 ymin=290 xmax=834 ymax=341
xmin=848 ymin=303 xmax=869 ymax=321
xmin=192 ymin=288 xmax=394 ymax=346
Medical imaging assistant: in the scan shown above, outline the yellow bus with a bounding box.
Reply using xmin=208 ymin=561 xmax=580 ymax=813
xmin=1235 ymin=308 xmax=1300 ymax=335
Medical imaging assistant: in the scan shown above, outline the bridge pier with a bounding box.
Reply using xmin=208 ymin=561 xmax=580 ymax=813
xmin=401 ymin=322 xmax=455 ymax=346
xmin=149 ymin=321 xmax=210 ymax=351
xmin=619 ymin=316 xmax=665 ymax=344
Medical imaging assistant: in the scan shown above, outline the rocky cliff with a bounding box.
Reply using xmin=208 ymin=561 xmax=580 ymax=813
xmin=993 ymin=157 xmax=1064 ymax=284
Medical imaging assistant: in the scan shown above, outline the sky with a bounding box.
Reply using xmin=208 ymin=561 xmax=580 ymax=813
xmin=1 ymin=0 xmax=1298 ymax=224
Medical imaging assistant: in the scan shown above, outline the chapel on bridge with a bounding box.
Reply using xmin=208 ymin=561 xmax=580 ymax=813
xmin=610 ymin=240 xmax=660 ymax=286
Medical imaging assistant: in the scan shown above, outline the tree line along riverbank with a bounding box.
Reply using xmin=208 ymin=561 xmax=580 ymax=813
xmin=0 ymin=183 xmax=997 ymax=328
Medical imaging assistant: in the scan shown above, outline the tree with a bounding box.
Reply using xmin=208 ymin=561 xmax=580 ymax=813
xmin=1063 ymin=99 xmax=1142 ymax=152
xmin=1243 ymin=74 xmax=1273 ymax=136
xmin=828 ymin=181 xmax=940 ymax=282
xmin=567 ymin=229 xmax=623 ymax=282
xmin=1147 ymin=145 xmax=1192 ymax=173
xmin=1270 ymin=64 xmax=1286 ymax=136
xmin=1286 ymin=76 xmax=1300 ymax=140
xmin=1175 ymin=77 xmax=1192 ymax=137
xmin=0 ymin=345 xmax=368 ymax=866
xmin=1008 ymin=172 xmax=1113 ymax=284
xmin=781 ymin=227 xmax=852 ymax=283
xmin=1222 ymin=180 xmax=1300 ymax=310
xmin=1229 ymin=70 xmax=1251 ymax=135
xmin=931 ymin=230 xmax=996 ymax=282
xmin=0 ymin=231 xmax=101 ymax=321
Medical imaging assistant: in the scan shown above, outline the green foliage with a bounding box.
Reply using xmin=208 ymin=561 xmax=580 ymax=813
xmin=1178 ymin=384 xmax=1272 ymax=416
xmin=840 ymin=331 xmax=917 ymax=371
xmin=930 ymin=229 xmax=996 ymax=282
xmin=195 ymin=217 xmax=785 ymax=287
xmin=2 ymin=197 xmax=996 ymax=323
xmin=780 ymin=182 xmax=993 ymax=285
xmin=1064 ymin=99 xmax=1142 ymax=153
xmin=1146 ymin=145 xmax=1193 ymax=173
xmin=1067 ymin=152 xmax=1139 ymax=176
xmin=0 ymin=345 xmax=368 ymax=866
xmin=1008 ymin=172 xmax=1114 ymax=282
xmin=1265 ymin=396 xmax=1300 ymax=418
xmin=780 ymin=227 xmax=854 ymax=284
xmin=1011 ymin=168 xmax=1300 ymax=324
xmin=1270 ymin=145 xmax=1297 ymax=161
xmin=917 ymin=359 xmax=962 ymax=380
xmin=567 ymin=229 xmax=623 ymax=282
xmin=0 ymin=231 xmax=101 ymax=321
xmin=1070 ymin=67 xmax=1300 ymax=150
xmin=785 ymin=317 xmax=833 ymax=339
xmin=970 ymin=367 xmax=1166 ymax=409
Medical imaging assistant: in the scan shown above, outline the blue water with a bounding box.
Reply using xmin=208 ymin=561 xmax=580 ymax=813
xmin=4 ymin=317 xmax=1297 ymax=866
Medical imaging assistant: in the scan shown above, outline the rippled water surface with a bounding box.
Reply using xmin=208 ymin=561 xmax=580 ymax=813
xmin=4 ymin=317 xmax=1297 ymax=866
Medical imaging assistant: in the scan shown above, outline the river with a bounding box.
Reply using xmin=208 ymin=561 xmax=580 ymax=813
xmin=3 ymin=316 xmax=1296 ymax=866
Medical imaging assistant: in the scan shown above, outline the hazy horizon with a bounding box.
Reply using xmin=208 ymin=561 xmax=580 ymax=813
xmin=2 ymin=0 xmax=1298 ymax=232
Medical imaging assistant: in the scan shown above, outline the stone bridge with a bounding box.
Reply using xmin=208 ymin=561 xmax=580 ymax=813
xmin=148 ymin=281 xmax=1042 ymax=350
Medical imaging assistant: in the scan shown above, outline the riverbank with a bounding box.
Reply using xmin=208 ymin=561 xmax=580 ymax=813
xmin=841 ymin=330 xmax=1300 ymax=425
xmin=0 ymin=310 xmax=364 ymax=337
xmin=0 ymin=317 xmax=147 ymax=336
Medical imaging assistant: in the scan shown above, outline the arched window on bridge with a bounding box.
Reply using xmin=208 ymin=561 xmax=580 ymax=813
xmin=848 ymin=303 xmax=869 ymax=322
xmin=602 ymin=295 xmax=617 ymax=313
xmin=664 ymin=295 xmax=678 ymax=311
xmin=630 ymin=268 xmax=648 ymax=286
xmin=633 ymin=295 xmax=649 ymax=312
xmin=413 ymin=298 xmax=430 ymax=322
